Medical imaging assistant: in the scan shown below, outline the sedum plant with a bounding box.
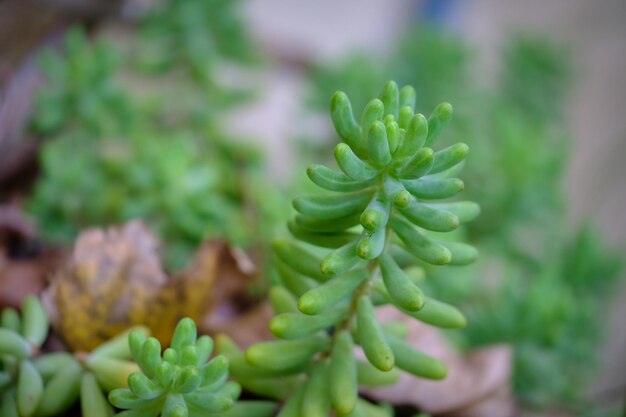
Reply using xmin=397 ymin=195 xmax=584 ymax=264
xmin=218 ymin=81 xmax=479 ymax=416
xmin=0 ymin=296 xmax=243 ymax=417
xmin=0 ymin=296 xmax=50 ymax=417
xmin=109 ymin=318 xmax=240 ymax=417
xmin=0 ymin=296 xmax=146 ymax=416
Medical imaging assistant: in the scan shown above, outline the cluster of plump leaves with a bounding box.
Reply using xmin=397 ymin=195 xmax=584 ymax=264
xmin=109 ymin=318 xmax=239 ymax=417
xmin=0 ymin=297 xmax=150 ymax=417
xmin=0 ymin=296 xmax=51 ymax=417
xmin=215 ymin=81 xmax=479 ymax=417
xmin=0 ymin=297 xmax=249 ymax=417
xmin=306 ymin=31 xmax=567 ymax=251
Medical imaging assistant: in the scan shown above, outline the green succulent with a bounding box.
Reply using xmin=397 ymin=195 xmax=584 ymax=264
xmin=217 ymin=82 xmax=478 ymax=416
xmin=1 ymin=296 xmax=50 ymax=417
xmin=0 ymin=296 xmax=257 ymax=417
xmin=0 ymin=297 xmax=150 ymax=417
xmin=109 ymin=318 xmax=240 ymax=417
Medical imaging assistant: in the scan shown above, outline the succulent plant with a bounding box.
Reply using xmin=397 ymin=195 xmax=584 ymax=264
xmin=216 ymin=81 xmax=479 ymax=416
xmin=109 ymin=318 xmax=239 ymax=417
xmin=0 ymin=296 xmax=147 ymax=417
xmin=1 ymin=296 xmax=50 ymax=417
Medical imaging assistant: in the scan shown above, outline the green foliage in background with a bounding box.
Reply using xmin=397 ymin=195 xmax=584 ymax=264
xmin=28 ymin=127 xmax=268 ymax=268
xmin=308 ymin=28 xmax=469 ymax=118
xmin=27 ymin=1 xmax=285 ymax=270
xmin=31 ymin=27 xmax=133 ymax=137
xmin=425 ymin=226 xmax=622 ymax=408
xmin=501 ymin=37 xmax=571 ymax=124
xmin=216 ymin=81 xmax=479 ymax=416
xmin=306 ymin=30 xmax=623 ymax=410
xmin=137 ymin=0 xmax=257 ymax=80
xmin=135 ymin=0 xmax=259 ymax=114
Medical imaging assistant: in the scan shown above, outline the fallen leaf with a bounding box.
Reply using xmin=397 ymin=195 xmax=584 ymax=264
xmin=44 ymin=221 xmax=257 ymax=351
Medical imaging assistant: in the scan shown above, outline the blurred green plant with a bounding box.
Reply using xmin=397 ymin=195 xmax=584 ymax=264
xmin=135 ymin=0 xmax=259 ymax=113
xmin=500 ymin=36 xmax=571 ymax=124
xmin=27 ymin=2 xmax=284 ymax=270
xmin=307 ymin=28 xmax=470 ymax=118
xmin=433 ymin=226 xmax=623 ymax=408
xmin=28 ymin=127 xmax=272 ymax=268
xmin=1 ymin=296 xmax=52 ymax=417
xmin=137 ymin=0 xmax=257 ymax=79
xmin=31 ymin=27 xmax=133 ymax=137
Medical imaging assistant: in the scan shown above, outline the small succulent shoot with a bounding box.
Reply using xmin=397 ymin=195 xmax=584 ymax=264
xmin=219 ymin=81 xmax=479 ymax=416
xmin=0 ymin=296 xmax=142 ymax=417
xmin=0 ymin=296 xmax=51 ymax=417
xmin=109 ymin=318 xmax=238 ymax=417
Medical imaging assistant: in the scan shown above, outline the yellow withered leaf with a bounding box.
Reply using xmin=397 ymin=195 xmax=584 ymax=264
xmin=45 ymin=221 xmax=255 ymax=351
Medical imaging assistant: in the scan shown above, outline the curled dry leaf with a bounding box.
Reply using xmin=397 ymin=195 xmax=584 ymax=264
xmin=44 ymin=220 xmax=256 ymax=351
xmin=363 ymin=305 xmax=515 ymax=417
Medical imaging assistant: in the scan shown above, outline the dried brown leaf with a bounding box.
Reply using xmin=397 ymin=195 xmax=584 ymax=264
xmin=45 ymin=221 xmax=256 ymax=351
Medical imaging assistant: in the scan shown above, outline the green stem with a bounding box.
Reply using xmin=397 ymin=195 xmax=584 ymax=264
xmin=331 ymin=223 xmax=392 ymax=345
